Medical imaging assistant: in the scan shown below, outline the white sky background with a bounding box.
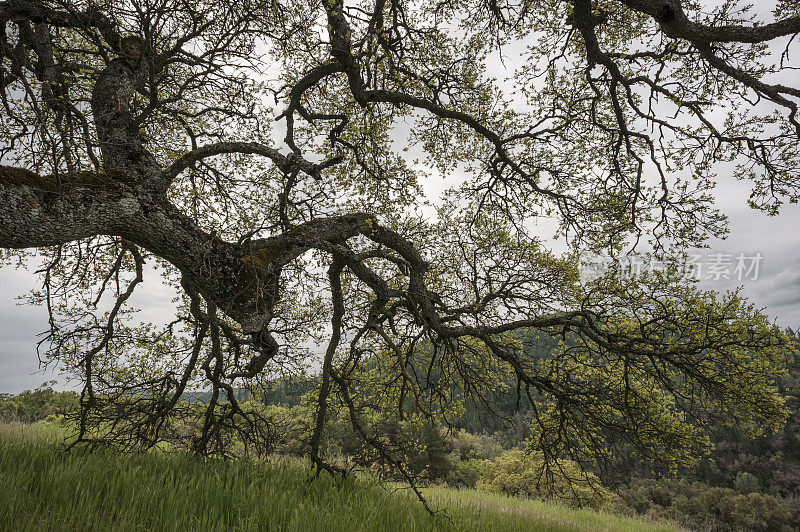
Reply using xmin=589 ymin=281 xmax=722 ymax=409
xmin=2 ymin=1 xmax=800 ymax=393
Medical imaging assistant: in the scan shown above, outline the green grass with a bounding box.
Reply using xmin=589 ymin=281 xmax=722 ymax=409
xmin=0 ymin=423 xmax=681 ymax=531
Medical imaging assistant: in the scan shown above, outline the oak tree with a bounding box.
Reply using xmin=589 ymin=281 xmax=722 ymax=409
xmin=1 ymin=0 xmax=798 ymax=496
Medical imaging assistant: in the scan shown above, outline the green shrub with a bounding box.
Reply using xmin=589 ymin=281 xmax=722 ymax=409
xmin=446 ymin=458 xmax=485 ymax=488
xmin=445 ymin=429 xmax=504 ymax=461
xmin=717 ymin=492 xmax=794 ymax=531
xmin=733 ymin=471 xmax=760 ymax=494
xmin=619 ymin=478 xmax=797 ymax=531
xmin=477 ymin=450 xmax=610 ymax=508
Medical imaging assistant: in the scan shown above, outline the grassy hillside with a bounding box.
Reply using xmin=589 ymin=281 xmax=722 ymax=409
xmin=0 ymin=423 xmax=680 ymax=532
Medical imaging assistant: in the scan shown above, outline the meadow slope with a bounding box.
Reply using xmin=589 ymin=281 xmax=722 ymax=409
xmin=0 ymin=424 xmax=681 ymax=532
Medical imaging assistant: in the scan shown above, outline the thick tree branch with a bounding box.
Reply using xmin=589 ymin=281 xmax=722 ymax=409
xmin=162 ymin=141 xmax=334 ymax=184
xmin=621 ymin=0 xmax=800 ymax=43
xmin=0 ymin=0 xmax=121 ymax=48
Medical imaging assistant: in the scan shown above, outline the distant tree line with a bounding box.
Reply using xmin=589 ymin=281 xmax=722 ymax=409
xmin=0 ymin=381 xmax=78 ymax=423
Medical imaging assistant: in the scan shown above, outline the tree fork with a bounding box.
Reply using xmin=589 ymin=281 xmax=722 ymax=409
xmin=0 ymin=166 xmax=373 ymax=340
